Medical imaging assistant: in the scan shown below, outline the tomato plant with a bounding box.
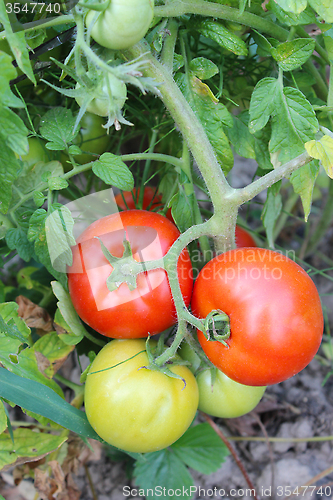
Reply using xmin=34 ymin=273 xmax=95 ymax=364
xmin=84 ymin=339 xmax=199 ymax=453
xmin=68 ymin=210 xmax=193 ymax=338
xmin=196 ymin=368 xmax=266 ymax=418
xmin=115 ymin=187 xmax=173 ymax=221
xmin=192 ymin=248 xmax=324 ymax=386
xmin=85 ymin=0 xmax=154 ymax=50
xmin=68 ymin=112 xmax=110 ymax=164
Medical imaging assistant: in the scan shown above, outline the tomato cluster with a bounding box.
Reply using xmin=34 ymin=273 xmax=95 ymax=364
xmin=67 ymin=197 xmax=323 ymax=453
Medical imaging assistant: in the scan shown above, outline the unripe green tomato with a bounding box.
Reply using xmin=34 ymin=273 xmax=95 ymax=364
xmin=197 ymin=368 xmax=266 ymax=418
xmin=85 ymin=0 xmax=154 ymax=50
xmin=178 ymin=341 xmax=201 ymax=374
xmin=84 ymin=339 xmax=199 ymax=453
xmin=70 ymin=112 xmax=110 ymax=164
xmin=76 ymin=73 xmax=127 ymax=118
xmin=16 ymin=138 xmax=49 ymax=167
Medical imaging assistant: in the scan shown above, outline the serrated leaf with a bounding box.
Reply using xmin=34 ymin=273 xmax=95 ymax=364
xmin=171 ymin=423 xmax=229 ymax=474
xmin=33 ymin=191 xmax=45 ymax=207
xmin=5 ymin=228 xmax=34 ymax=262
xmin=249 ymin=78 xmax=279 ymax=134
xmin=0 ymin=368 xmax=101 ymax=440
xmin=51 ymin=281 xmax=87 ymax=345
xmin=270 ymin=87 xmax=318 ymax=164
xmin=266 ymin=1 xmax=316 ymax=26
xmin=227 ymin=115 xmax=255 ymax=159
xmin=176 ymin=73 xmax=233 ymax=173
xmin=307 ymin=0 xmax=333 ymax=23
xmin=134 ymin=449 xmax=194 ymax=500
xmin=0 ymin=106 xmax=29 ymax=155
xmin=271 ymin=39 xmax=315 ymax=71
xmin=45 ymin=205 xmax=75 ymax=273
xmin=189 ymin=58 xmax=219 ymax=80
xmin=0 ymin=427 xmax=67 ymax=471
xmin=262 ymin=184 xmax=282 ymax=247
xmin=93 ymin=153 xmax=134 ymax=190
xmin=274 ymin=0 xmax=307 ymax=13
xmin=170 ymin=189 xmax=195 ymax=233
xmin=305 ymin=135 xmax=333 ymax=178
xmin=290 ymin=160 xmax=319 ymax=220
xmin=0 ymin=302 xmax=31 ymax=342
xmin=196 ymin=20 xmax=248 ymax=56
xmin=15 ymin=161 xmax=63 ymax=198
xmin=0 ymin=52 xmax=24 ymax=108
xmin=40 ymin=108 xmax=77 ymax=151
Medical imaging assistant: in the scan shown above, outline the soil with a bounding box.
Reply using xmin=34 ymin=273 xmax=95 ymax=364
xmin=1 ymin=157 xmax=333 ymax=500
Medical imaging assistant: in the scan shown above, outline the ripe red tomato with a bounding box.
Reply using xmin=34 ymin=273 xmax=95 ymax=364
xmin=68 ymin=210 xmax=193 ymax=338
xmin=191 ymin=248 xmax=323 ymax=386
xmin=235 ymin=225 xmax=257 ymax=247
xmin=115 ymin=187 xmax=173 ymax=221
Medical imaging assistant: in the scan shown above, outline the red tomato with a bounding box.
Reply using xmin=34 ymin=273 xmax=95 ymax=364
xmin=191 ymin=248 xmax=323 ymax=386
xmin=68 ymin=210 xmax=193 ymax=338
xmin=235 ymin=225 xmax=257 ymax=247
xmin=115 ymin=187 xmax=173 ymax=222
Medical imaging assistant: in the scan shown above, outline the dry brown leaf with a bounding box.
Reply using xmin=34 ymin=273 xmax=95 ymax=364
xmin=16 ymin=296 xmax=53 ymax=335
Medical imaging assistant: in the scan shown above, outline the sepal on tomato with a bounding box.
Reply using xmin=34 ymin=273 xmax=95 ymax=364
xmin=204 ymin=310 xmax=230 ymax=346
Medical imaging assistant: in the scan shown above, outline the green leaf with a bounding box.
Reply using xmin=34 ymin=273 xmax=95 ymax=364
xmin=51 ymin=281 xmax=86 ymax=345
xmin=170 ymin=189 xmax=195 ymax=233
xmin=249 ymin=78 xmax=279 ymax=134
xmin=0 ymin=302 xmax=31 ymax=342
xmin=15 ymin=161 xmax=63 ymax=198
xmin=305 ymin=135 xmax=333 ymax=178
xmin=270 ymin=87 xmax=318 ymax=164
xmin=5 ymin=228 xmax=34 ymax=262
xmin=0 ymin=52 xmax=24 ymax=108
xmin=252 ymin=31 xmax=273 ymax=56
xmin=0 ymin=399 xmax=7 ymax=434
xmin=176 ymin=73 xmax=233 ymax=173
xmin=253 ymin=127 xmax=274 ymax=170
xmin=27 ymin=209 xmax=47 ymax=242
xmin=48 ymin=177 xmax=69 ymax=191
xmin=189 ymin=58 xmax=219 ymax=80
xmin=271 ymin=39 xmax=315 ymax=71
xmin=196 ymin=20 xmax=248 ymax=56
xmin=266 ymin=1 xmax=316 ymax=26
xmin=307 ymin=0 xmax=333 ymax=23
xmin=0 ymin=368 xmax=100 ymax=440
xmin=93 ymin=153 xmax=134 ymax=190
xmin=0 ymin=106 xmax=29 ymax=156
xmin=33 ymin=332 xmax=74 ymax=379
xmin=45 ymin=205 xmax=76 ymax=273
xmin=0 ymin=138 xmax=22 ymax=214
xmin=33 ymin=191 xmax=46 ymax=207
xmin=40 ymin=107 xmax=77 ymax=151
xmin=171 ymin=423 xmax=229 ymax=474
xmin=323 ymin=28 xmax=333 ymax=63
xmin=262 ymin=184 xmax=282 ymax=247
xmin=0 ymin=427 xmax=67 ymax=471
xmin=227 ymin=115 xmax=255 ymax=159
xmin=274 ymin=0 xmax=307 ymax=13
xmin=0 ymin=3 xmax=36 ymax=84
xmin=290 ymin=160 xmax=319 ymax=221
xmin=134 ymin=449 xmax=194 ymax=500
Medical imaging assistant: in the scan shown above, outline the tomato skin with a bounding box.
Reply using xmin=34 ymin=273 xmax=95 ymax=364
xmin=235 ymin=225 xmax=257 ymax=247
xmin=115 ymin=187 xmax=173 ymax=221
xmin=85 ymin=0 xmax=154 ymax=50
xmin=197 ymin=368 xmax=266 ymax=418
xmin=192 ymin=248 xmax=323 ymax=386
xmin=68 ymin=210 xmax=193 ymax=338
xmin=71 ymin=112 xmax=110 ymax=165
xmin=84 ymin=339 xmax=199 ymax=453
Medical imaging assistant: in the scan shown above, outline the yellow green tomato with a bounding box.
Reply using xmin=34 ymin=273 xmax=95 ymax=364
xmin=16 ymin=138 xmax=49 ymax=167
xmin=84 ymin=339 xmax=199 ymax=453
xmin=85 ymin=0 xmax=154 ymax=50
xmin=197 ymin=368 xmax=266 ymax=418
xmin=72 ymin=112 xmax=110 ymax=164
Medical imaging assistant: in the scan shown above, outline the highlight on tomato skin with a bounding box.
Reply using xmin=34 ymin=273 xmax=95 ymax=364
xmin=191 ymin=247 xmax=324 ymax=387
xmin=235 ymin=225 xmax=257 ymax=247
xmin=67 ymin=210 xmax=193 ymax=339
xmin=84 ymin=339 xmax=199 ymax=454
